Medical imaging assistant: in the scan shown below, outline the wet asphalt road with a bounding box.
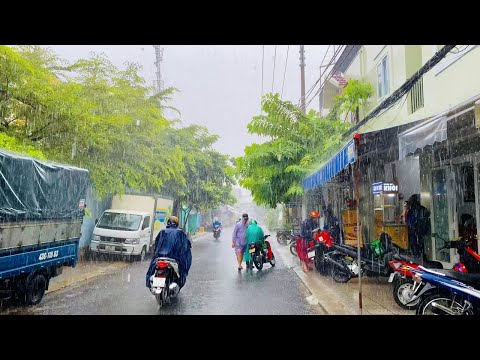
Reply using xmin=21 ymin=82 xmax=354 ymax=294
xmin=4 ymin=227 xmax=322 ymax=315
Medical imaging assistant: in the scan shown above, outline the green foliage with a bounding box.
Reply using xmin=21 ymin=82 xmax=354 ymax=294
xmin=235 ymin=93 xmax=350 ymax=208
xmin=329 ymin=79 xmax=373 ymax=121
xmin=0 ymin=132 xmax=45 ymax=159
xmin=264 ymin=207 xmax=281 ymax=231
xmin=0 ymin=45 xmax=235 ymax=210
xmin=162 ymin=125 xmax=236 ymax=211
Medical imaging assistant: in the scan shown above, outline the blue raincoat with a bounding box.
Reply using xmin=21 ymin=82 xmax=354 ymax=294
xmin=145 ymin=226 xmax=192 ymax=289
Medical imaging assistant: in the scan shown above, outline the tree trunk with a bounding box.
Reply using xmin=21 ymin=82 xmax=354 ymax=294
xmin=172 ymin=198 xmax=180 ymax=218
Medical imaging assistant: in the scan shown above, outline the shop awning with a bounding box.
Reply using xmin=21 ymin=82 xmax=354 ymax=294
xmin=398 ymin=115 xmax=447 ymax=160
xmin=303 ymin=139 xmax=355 ymax=191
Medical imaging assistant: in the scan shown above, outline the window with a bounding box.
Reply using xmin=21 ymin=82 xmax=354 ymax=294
xmin=377 ymin=56 xmax=389 ymax=100
xmin=142 ymin=216 xmax=151 ymax=230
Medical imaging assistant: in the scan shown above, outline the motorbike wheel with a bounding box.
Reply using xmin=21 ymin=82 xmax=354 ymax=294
xmin=277 ymin=234 xmax=288 ymax=245
xmin=290 ymin=242 xmax=297 ymax=257
xmin=269 ymin=254 xmax=276 ymax=267
xmin=156 ymin=277 xmax=171 ymax=308
xmin=253 ymin=254 xmax=263 ymax=270
xmin=330 ymin=257 xmax=351 ymax=283
xmin=314 ymin=254 xmax=330 ymax=276
xmin=416 ymin=293 xmax=474 ymax=315
xmin=393 ymin=278 xmax=419 ymax=310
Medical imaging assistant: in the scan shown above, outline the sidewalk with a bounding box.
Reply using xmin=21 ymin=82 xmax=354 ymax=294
xmin=273 ymin=238 xmax=413 ymax=315
xmin=47 ymin=259 xmax=129 ymax=294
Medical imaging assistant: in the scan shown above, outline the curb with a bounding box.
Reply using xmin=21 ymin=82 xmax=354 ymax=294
xmin=47 ymin=262 xmax=129 ymax=294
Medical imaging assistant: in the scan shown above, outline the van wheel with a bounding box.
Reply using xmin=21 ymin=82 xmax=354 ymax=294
xmin=137 ymin=246 xmax=147 ymax=261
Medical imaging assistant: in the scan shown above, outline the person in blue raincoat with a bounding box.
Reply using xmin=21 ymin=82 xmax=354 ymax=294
xmin=145 ymin=216 xmax=192 ymax=289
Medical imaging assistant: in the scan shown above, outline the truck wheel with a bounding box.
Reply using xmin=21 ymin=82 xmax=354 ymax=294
xmin=137 ymin=246 xmax=147 ymax=261
xmin=25 ymin=273 xmax=47 ymax=306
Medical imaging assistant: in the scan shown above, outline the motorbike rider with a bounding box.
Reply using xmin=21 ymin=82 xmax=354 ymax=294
xmin=213 ymin=218 xmax=222 ymax=232
xmin=298 ymin=210 xmax=320 ymax=272
xmin=145 ymin=215 xmax=192 ymax=290
xmin=213 ymin=218 xmax=222 ymax=228
xmin=244 ymin=219 xmax=265 ymax=270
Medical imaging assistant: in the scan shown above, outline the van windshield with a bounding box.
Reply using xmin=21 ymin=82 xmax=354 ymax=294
xmin=96 ymin=212 xmax=142 ymax=231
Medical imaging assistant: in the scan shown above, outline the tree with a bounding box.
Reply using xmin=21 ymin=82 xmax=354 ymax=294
xmin=161 ymin=124 xmax=236 ymax=228
xmin=235 ymin=93 xmax=350 ymax=208
xmin=0 ymin=45 xmax=186 ymax=198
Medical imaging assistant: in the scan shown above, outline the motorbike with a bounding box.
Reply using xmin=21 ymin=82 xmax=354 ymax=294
xmin=149 ymin=257 xmax=181 ymax=308
xmin=387 ymin=234 xmax=480 ymax=310
xmin=247 ymin=235 xmax=276 ymax=271
xmin=326 ymin=232 xmax=400 ymax=283
xmin=409 ymin=266 xmax=480 ymax=315
xmin=313 ymin=228 xmax=336 ymax=275
xmin=213 ymin=225 xmax=222 ymax=239
xmin=388 ymin=253 xmax=444 ymax=310
xmin=276 ymin=229 xmax=290 ymax=245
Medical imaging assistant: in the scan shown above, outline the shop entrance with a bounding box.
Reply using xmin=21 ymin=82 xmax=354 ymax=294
xmin=432 ymin=161 xmax=479 ymax=267
xmin=431 ymin=167 xmax=457 ymax=266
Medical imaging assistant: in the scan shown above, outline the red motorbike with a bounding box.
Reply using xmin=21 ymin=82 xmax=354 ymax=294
xmin=388 ymin=234 xmax=479 ymax=310
xmin=312 ymin=228 xmax=335 ymax=275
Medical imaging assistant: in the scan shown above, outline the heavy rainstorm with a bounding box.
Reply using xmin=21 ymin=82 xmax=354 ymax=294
xmin=1 ymin=45 xmax=480 ymax=316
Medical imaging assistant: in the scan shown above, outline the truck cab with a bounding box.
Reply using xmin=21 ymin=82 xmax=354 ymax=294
xmin=90 ymin=209 xmax=152 ymax=261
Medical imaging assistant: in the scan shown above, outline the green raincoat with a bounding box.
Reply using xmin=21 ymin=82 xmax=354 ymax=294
xmin=243 ymin=220 xmax=265 ymax=262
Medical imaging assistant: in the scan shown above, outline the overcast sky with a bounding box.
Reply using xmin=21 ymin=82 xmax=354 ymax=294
xmin=47 ymin=45 xmax=331 ymax=157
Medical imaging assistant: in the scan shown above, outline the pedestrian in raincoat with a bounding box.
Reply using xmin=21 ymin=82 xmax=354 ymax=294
xmin=244 ymin=219 xmax=265 ymax=270
xmin=232 ymin=213 xmax=249 ymax=271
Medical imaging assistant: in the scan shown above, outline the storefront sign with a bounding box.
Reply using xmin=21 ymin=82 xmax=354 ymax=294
xmin=372 ymin=182 xmax=398 ymax=194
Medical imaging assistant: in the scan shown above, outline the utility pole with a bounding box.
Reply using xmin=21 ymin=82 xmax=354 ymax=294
xmin=318 ymin=65 xmax=322 ymax=115
xmin=299 ymin=45 xmax=306 ymax=113
xmin=153 ymin=45 xmax=164 ymax=93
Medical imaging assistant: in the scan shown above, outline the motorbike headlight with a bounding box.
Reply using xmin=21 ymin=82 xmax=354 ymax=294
xmin=124 ymin=238 xmax=140 ymax=245
xmin=93 ymin=235 xmax=100 ymax=241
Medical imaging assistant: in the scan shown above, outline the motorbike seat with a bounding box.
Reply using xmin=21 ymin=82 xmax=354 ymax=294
xmin=423 ymin=268 xmax=480 ymax=286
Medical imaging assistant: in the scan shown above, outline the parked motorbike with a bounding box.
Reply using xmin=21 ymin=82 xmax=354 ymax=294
xmin=213 ymin=225 xmax=222 ymax=239
xmin=247 ymin=235 xmax=276 ymax=271
xmin=326 ymin=232 xmax=399 ymax=283
xmin=409 ymin=266 xmax=480 ymax=315
xmin=276 ymin=229 xmax=289 ymax=245
xmin=313 ymin=228 xmax=336 ymax=275
xmin=149 ymin=257 xmax=181 ymax=308
xmin=388 ymin=253 xmax=444 ymax=310
xmin=387 ymin=235 xmax=480 ymax=310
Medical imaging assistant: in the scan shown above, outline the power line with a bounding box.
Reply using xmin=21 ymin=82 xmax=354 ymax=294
xmin=272 ymin=45 xmax=277 ymax=93
xmin=305 ymin=45 xmax=355 ymax=108
xmin=304 ymin=45 xmax=344 ymax=103
xmin=303 ymin=45 xmax=338 ymax=100
xmin=261 ymin=45 xmax=265 ymax=112
xmin=281 ymin=45 xmax=290 ymax=98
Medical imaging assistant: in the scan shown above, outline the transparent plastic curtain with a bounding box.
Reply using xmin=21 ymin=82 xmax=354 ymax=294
xmin=398 ymin=116 xmax=447 ymax=160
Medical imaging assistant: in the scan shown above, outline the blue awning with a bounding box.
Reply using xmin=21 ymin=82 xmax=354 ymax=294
xmin=303 ymin=139 xmax=355 ymax=191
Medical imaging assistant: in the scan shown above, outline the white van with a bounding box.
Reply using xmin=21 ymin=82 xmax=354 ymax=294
xmin=90 ymin=209 xmax=152 ymax=261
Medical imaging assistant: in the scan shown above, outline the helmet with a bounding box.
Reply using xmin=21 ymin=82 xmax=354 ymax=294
xmin=167 ymin=216 xmax=179 ymax=228
xmin=250 ymin=219 xmax=257 ymax=225
xmin=309 ymin=210 xmax=319 ymax=218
